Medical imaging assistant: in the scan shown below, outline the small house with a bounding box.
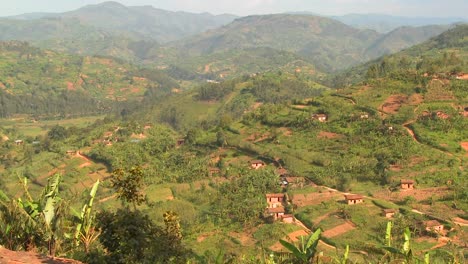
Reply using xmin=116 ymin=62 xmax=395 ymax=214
xmin=266 ymin=193 xmax=285 ymax=208
xmin=266 ymin=207 xmax=285 ymax=220
xmin=66 ymin=150 xmax=77 ymax=155
xmin=250 ymin=160 xmax=265 ymax=169
xmin=208 ymin=167 xmax=220 ymax=176
xmin=14 ymin=140 xmax=24 ymax=145
xmin=424 ymin=220 xmax=444 ymax=233
xmin=360 ymin=113 xmax=369 ymax=119
xmin=344 ymin=194 xmax=364 ymax=205
xmin=281 ymin=214 xmax=294 ymax=223
xmin=176 ymin=138 xmax=185 ymax=147
xmin=312 ymin=114 xmax=328 ymax=122
xmin=400 ymin=179 xmax=415 ymax=190
xmin=383 ymin=209 xmax=397 ymax=218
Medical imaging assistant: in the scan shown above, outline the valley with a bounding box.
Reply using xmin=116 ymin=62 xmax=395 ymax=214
xmin=0 ymin=2 xmax=467 ymax=264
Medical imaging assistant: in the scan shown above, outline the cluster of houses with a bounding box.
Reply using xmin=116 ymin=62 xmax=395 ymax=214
xmin=265 ymin=193 xmax=294 ymax=223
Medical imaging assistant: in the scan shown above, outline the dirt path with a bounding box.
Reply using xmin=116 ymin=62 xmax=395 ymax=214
xmin=322 ymin=222 xmax=356 ymax=238
xmin=0 ymin=246 xmax=82 ymax=264
xmin=453 ymin=217 xmax=468 ymax=227
xmin=98 ymin=194 xmax=116 ymax=203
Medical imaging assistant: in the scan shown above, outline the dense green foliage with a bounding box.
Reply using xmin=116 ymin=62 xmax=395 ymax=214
xmin=0 ymin=41 xmax=178 ymax=117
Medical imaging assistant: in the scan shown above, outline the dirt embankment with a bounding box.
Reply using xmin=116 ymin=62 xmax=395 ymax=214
xmin=0 ymin=247 xmax=82 ymax=264
xmin=380 ymin=94 xmax=407 ymax=114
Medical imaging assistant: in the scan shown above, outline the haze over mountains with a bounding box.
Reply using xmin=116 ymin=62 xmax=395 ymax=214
xmin=0 ymin=1 xmax=465 ymax=75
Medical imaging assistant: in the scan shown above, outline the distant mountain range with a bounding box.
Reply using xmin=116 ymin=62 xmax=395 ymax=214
xmin=331 ymin=13 xmax=467 ymax=33
xmin=172 ymin=14 xmax=453 ymax=72
xmin=0 ymin=1 xmax=463 ymax=75
xmin=6 ymin=1 xmax=237 ymax=43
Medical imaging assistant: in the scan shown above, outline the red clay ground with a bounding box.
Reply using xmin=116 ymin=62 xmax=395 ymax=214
xmin=269 ymin=229 xmax=309 ymax=251
xmin=317 ymin=131 xmax=342 ymax=139
xmin=278 ymin=127 xmax=293 ymax=136
xmin=0 ymin=247 xmax=82 ymax=264
xmin=456 ymin=73 xmax=468 ymax=80
xmin=380 ymin=94 xmax=407 ymax=114
xmin=322 ymin=221 xmax=356 ymax=238
xmin=460 ymin=142 xmax=468 ymax=156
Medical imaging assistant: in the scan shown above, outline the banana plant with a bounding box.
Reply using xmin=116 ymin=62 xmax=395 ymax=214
xmin=16 ymin=173 xmax=62 ymax=256
xmin=381 ymin=225 xmax=414 ymax=263
xmin=279 ymin=228 xmax=322 ymax=264
xmin=73 ymin=180 xmax=100 ymax=253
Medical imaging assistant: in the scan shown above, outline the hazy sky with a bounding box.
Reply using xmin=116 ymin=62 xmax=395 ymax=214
xmin=1 ymin=0 xmax=467 ymax=18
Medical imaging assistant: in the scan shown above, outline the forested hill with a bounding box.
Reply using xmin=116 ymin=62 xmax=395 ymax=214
xmin=332 ymin=13 xmax=467 ymax=33
xmin=0 ymin=41 xmax=178 ymax=118
xmin=173 ymin=14 xmax=459 ymax=72
xmin=328 ymin=24 xmax=468 ymax=87
xmin=6 ymin=1 xmax=237 ymax=43
xmin=174 ymin=14 xmax=379 ymax=72
xmin=364 ymin=24 xmax=452 ymax=58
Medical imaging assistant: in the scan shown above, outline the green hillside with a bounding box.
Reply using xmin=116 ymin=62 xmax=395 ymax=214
xmin=364 ymin=24 xmax=452 ymax=58
xmin=329 ymin=24 xmax=468 ymax=87
xmin=7 ymin=1 xmax=237 ymax=43
xmin=0 ymin=41 xmax=178 ymax=117
xmin=0 ymin=13 xmax=467 ymax=264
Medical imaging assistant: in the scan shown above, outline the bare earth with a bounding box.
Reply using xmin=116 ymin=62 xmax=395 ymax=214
xmin=322 ymin=222 xmax=356 ymax=238
xmin=380 ymin=94 xmax=407 ymax=114
xmin=0 ymin=247 xmax=82 ymax=264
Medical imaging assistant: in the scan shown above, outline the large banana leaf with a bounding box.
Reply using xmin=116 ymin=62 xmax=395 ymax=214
xmin=74 ymin=180 xmax=100 ymax=243
xmin=42 ymin=174 xmax=61 ymax=227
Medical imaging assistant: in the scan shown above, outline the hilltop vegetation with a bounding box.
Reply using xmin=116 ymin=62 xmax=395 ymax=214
xmin=6 ymin=1 xmax=236 ymax=43
xmin=0 ymin=11 xmax=467 ymax=264
xmin=0 ymin=4 xmax=458 ymax=78
xmin=0 ymin=41 xmax=179 ymax=117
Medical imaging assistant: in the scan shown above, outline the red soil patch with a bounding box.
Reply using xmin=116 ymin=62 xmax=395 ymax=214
xmin=278 ymin=127 xmax=293 ymax=136
xmin=252 ymin=102 xmax=263 ymax=109
xmin=204 ymin=64 xmax=211 ymax=73
xmin=66 ymin=81 xmax=75 ymax=91
xmin=292 ymin=105 xmax=307 ymax=109
xmin=409 ymin=156 xmax=426 ymax=167
xmin=229 ymin=231 xmax=256 ymax=247
xmin=322 ymin=222 xmax=356 ymax=238
xmin=269 ymin=229 xmax=309 ymax=251
xmin=130 ymin=133 xmax=146 ymax=139
xmin=380 ymin=94 xmax=407 ymax=114
xmin=317 ymin=131 xmax=342 ymax=139
xmin=132 ymin=76 xmax=147 ymax=82
xmin=78 ymin=162 xmax=91 ymax=168
xmin=98 ymin=194 xmax=117 ymax=203
xmin=460 ymin=142 xmax=468 ymax=156
xmin=0 ymin=247 xmax=82 ymax=264
xmin=408 ymin=93 xmax=424 ymax=105
xmin=254 ymin=133 xmax=271 ymax=143
xmin=197 ymin=231 xmax=217 ymax=243
xmin=130 ymin=87 xmax=141 ymax=94
xmin=389 ymin=164 xmax=402 ymax=171
xmin=456 ymin=74 xmax=468 ymax=80
xmin=453 ymin=217 xmax=468 ymax=227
